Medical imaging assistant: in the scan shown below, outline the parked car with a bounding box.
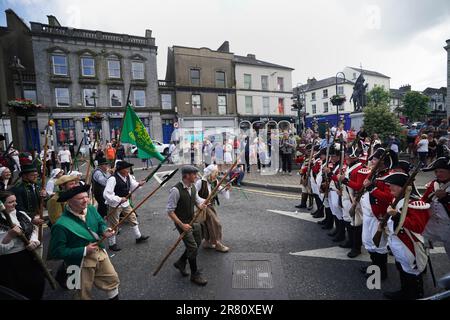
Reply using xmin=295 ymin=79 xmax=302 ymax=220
xmin=130 ymin=141 xmax=170 ymax=156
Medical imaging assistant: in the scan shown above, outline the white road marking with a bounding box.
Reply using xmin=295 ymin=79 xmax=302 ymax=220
xmin=290 ymin=246 xmax=446 ymax=262
xmin=267 ymin=209 xmax=321 ymax=223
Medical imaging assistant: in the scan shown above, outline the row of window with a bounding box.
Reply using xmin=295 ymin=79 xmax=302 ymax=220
xmin=53 ymin=88 xmax=148 ymax=108
xmin=310 ymin=86 xmax=344 ymax=101
xmin=51 ymin=53 xmax=145 ymax=80
xmin=311 ymin=102 xmax=344 ymax=114
xmin=188 ymin=69 xmax=286 ymax=92
xmin=191 ymin=94 xmax=227 ymax=116
xmin=243 ymin=74 xmax=284 ymax=91
xmin=244 ymin=96 xmax=285 ymax=115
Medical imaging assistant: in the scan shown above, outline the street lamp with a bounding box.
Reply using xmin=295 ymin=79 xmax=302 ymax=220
xmin=335 ymin=72 xmax=346 ymax=128
xmin=292 ymin=83 xmax=306 ymax=135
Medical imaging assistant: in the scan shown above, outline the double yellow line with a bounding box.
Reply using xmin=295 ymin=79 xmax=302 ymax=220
xmin=233 ymin=187 xmax=300 ymax=200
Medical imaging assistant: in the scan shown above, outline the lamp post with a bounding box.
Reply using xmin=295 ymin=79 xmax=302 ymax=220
xmin=335 ymin=72 xmax=346 ymax=128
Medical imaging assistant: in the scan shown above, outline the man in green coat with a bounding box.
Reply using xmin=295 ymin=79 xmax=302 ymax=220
xmin=49 ymin=184 xmax=120 ymax=300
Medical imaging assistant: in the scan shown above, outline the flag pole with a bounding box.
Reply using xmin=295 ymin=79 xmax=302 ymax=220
xmin=113 ymin=85 xmax=132 ymax=166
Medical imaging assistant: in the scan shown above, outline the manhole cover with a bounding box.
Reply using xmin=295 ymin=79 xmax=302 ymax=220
xmin=232 ymin=260 xmax=274 ymax=289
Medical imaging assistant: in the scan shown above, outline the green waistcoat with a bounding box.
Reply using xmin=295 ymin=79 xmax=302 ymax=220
xmin=48 ymin=204 xmax=107 ymax=267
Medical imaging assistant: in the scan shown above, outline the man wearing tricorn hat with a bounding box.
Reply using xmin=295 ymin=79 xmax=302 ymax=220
xmin=49 ymin=184 xmax=119 ymax=300
xmin=11 ymin=163 xmax=47 ymax=226
xmin=166 ymin=165 xmax=208 ymax=286
xmin=381 ymin=172 xmax=430 ymax=300
xmin=421 ymin=157 xmax=450 ymax=260
xmin=360 ymin=148 xmax=397 ymax=280
xmin=103 ymin=160 xmax=148 ymax=252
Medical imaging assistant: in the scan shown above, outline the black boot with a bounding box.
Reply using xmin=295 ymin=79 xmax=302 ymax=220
xmin=384 ymin=264 xmax=407 ymax=300
xmin=174 ymin=252 xmax=189 ymax=277
xmin=333 ymin=219 xmax=346 ymax=242
xmin=188 ymin=258 xmax=207 ymax=286
xmin=347 ymin=225 xmax=362 ymax=258
xmin=322 ymin=208 xmax=334 ymax=230
xmin=404 ymin=273 xmax=424 ymax=300
xmin=307 ymin=194 xmax=314 ymax=210
xmin=295 ymin=193 xmax=308 ymax=209
xmin=318 ymin=206 xmax=329 ymax=225
xmin=311 ymin=195 xmax=323 ymax=217
xmin=339 ymin=222 xmax=353 ymax=248
xmin=327 ymin=216 xmax=339 ymax=237
xmin=372 ymin=253 xmax=388 ymax=280
xmin=313 ymin=205 xmax=325 ymax=219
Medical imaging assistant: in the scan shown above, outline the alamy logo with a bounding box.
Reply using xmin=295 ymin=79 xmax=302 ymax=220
xmin=366 ymin=265 xmax=381 ymax=290
xmin=66 ymin=265 xmax=81 ymax=290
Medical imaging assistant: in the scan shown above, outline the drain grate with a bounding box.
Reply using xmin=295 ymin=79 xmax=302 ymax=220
xmin=232 ymin=260 xmax=274 ymax=289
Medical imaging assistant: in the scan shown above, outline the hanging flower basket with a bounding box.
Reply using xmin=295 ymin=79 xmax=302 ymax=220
xmin=89 ymin=112 xmax=104 ymax=122
xmin=330 ymin=94 xmax=346 ymax=106
xmin=7 ymin=98 xmax=43 ymax=116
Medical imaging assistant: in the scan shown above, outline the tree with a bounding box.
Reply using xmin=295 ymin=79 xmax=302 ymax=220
xmin=367 ymin=86 xmax=390 ymax=107
xmin=363 ymin=87 xmax=402 ymax=140
xmin=401 ymin=91 xmax=430 ymax=122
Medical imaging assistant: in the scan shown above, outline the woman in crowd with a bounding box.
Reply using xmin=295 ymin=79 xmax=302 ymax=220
xmin=46 ymin=168 xmax=63 ymax=196
xmin=0 ymin=167 xmax=12 ymax=190
xmin=0 ymin=191 xmax=45 ymax=300
xmin=416 ymin=134 xmax=429 ymax=168
xmin=195 ymin=164 xmax=230 ymax=253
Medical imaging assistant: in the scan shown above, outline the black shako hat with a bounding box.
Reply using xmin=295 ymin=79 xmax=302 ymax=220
xmin=368 ymin=148 xmax=398 ymax=169
xmin=380 ymin=172 xmax=408 ymax=187
xmin=115 ymin=161 xmax=133 ymax=171
xmin=57 ymin=184 xmax=91 ymax=202
xmin=422 ymin=157 xmax=450 ymax=172
xmin=20 ymin=163 xmax=38 ymax=175
xmin=181 ymin=165 xmax=199 ymax=175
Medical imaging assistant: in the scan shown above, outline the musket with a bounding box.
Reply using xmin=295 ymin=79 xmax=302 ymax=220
xmin=37 ymin=126 xmax=49 ymax=242
xmin=96 ymin=169 xmax=179 ymax=246
xmin=2 ymin=141 xmax=14 ymax=157
xmin=153 ymin=157 xmax=240 ymax=276
xmin=105 ymin=154 xmax=172 ymax=222
xmin=1 ymin=209 xmax=58 ymax=290
xmin=337 ymin=134 xmax=345 ymax=208
xmin=319 ymin=122 xmax=336 ymax=205
xmin=372 ymin=164 xmax=421 ymax=247
xmin=348 ymin=143 xmax=392 ymax=218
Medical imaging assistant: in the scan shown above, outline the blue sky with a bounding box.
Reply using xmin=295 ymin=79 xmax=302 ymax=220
xmin=1 ymin=0 xmax=449 ymax=90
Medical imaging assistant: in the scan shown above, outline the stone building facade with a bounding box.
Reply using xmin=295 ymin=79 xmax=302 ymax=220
xmin=30 ymin=15 xmax=161 ymax=151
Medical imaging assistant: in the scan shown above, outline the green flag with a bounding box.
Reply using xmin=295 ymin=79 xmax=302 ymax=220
xmin=120 ymin=105 xmax=165 ymax=161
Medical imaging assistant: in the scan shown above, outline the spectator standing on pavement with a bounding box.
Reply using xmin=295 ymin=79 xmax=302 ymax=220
xmin=105 ymin=143 xmax=116 ymax=166
xmin=58 ymin=145 xmax=72 ymax=173
xmin=357 ymin=126 xmax=368 ymax=141
xmin=427 ymin=133 xmax=438 ymax=163
xmin=280 ymin=132 xmax=295 ymax=175
xmin=115 ymin=142 xmax=125 ymax=161
xmin=416 ymin=134 xmax=429 ymax=168
xmin=437 ymin=119 xmax=449 ymax=139
xmin=244 ymin=136 xmax=250 ymax=173
xmin=388 ymin=134 xmax=400 ymax=154
xmin=407 ymin=124 xmax=419 ymax=157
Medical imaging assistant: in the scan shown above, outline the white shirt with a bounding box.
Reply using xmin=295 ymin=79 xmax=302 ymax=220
xmin=103 ymin=173 xmax=139 ymax=208
xmin=0 ymin=210 xmax=39 ymax=255
xmin=46 ymin=179 xmax=56 ymax=196
xmin=58 ymin=149 xmax=71 ymax=163
xmin=417 ymin=139 xmax=429 ymax=152
xmin=194 ymin=179 xmax=230 ymax=201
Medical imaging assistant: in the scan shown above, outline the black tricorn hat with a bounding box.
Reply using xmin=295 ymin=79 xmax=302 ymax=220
xmin=395 ymin=160 xmax=412 ymax=173
xmin=97 ymin=158 xmax=108 ymax=166
xmin=380 ymin=172 xmax=408 ymax=187
xmin=115 ymin=161 xmax=133 ymax=171
xmin=57 ymin=184 xmax=91 ymax=202
xmin=422 ymin=157 xmax=450 ymax=172
xmin=369 ymin=148 xmax=398 ymax=169
xmin=345 ymin=145 xmax=363 ymax=158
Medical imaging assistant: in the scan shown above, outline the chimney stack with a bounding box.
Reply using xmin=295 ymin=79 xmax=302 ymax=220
xmin=247 ymin=54 xmax=256 ymax=60
xmin=217 ymin=41 xmax=230 ymax=53
xmin=145 ymin=29 xmax=152 ymax=38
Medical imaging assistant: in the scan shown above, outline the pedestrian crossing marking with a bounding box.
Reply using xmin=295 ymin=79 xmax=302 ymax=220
xmin=289 ymin=246 xmax=446 ymax=262
xmin=267 ymin=209 xmax=322 ymax=223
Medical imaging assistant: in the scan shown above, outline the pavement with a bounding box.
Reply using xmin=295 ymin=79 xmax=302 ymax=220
xmin=41 ymin=168 xmax=450 ymax=300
